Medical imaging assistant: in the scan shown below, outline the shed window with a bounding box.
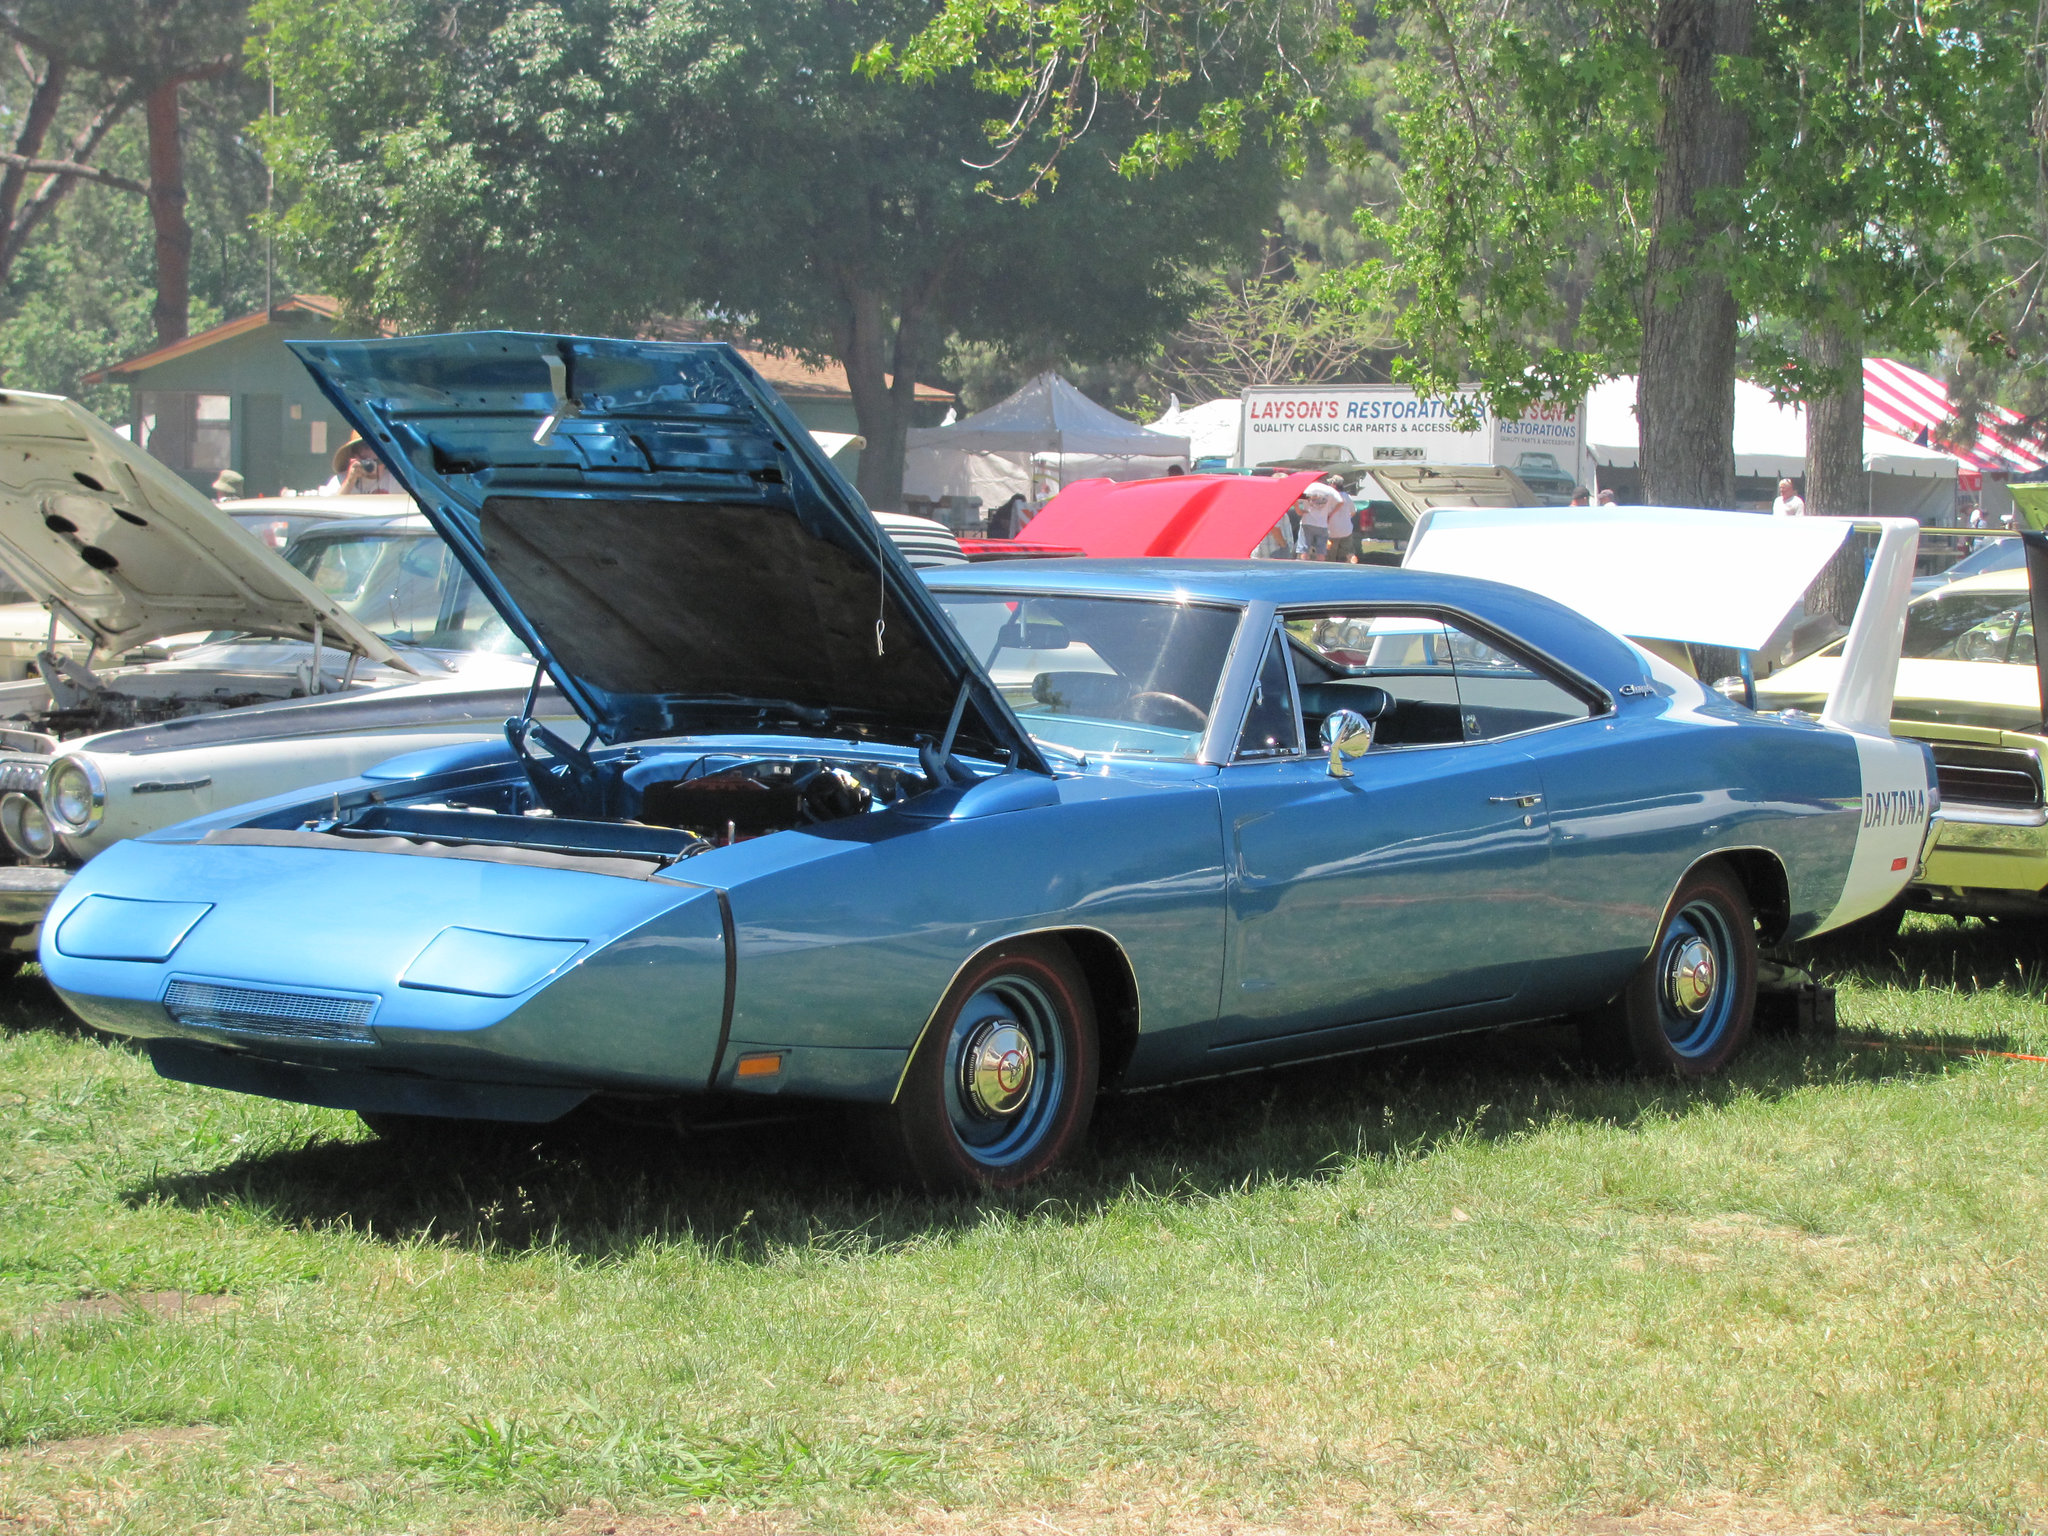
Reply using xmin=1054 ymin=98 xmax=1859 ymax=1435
xmin=137 ymin=392 xmax=232 ymax=474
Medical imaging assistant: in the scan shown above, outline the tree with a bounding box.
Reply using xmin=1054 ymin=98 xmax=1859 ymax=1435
xmin=1146 ymin=252 xmax=1396 ymax=402
xmin=899 ymin=0 xmax=2030 ymax=509
xmin=1 ymin=0 xmax=252 ymax=350
xmin=1734 ymin=0 xmax=2026 ymax=517
xmin=256 ymin=0 xmax=1285 ymax=509
xmin=0 ymin=18 xmax=147 ymax=291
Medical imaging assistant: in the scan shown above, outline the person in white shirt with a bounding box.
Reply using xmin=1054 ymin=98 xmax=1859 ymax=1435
xmin=1323 ymin=484 xmax=1357 ymax=561
xmin=1772 ymin=478 xmax=1807 ymax=516
xmin=1295 ymin=479 xmax=1342 ymax=559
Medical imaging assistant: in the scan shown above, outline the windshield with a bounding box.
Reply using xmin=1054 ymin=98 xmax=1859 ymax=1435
xmin=286 ymin=531 xmax=525 ymax=655
xmin=1901 ymin=585 xmax=2035 ymax=665
xmin=932 ymin=591 xmax=1241 ymax=759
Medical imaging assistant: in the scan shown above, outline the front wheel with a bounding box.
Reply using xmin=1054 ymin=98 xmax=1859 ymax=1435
xmin=1581 ymin=864 xmax=1758 ymax=1077
xmin=858 ymin=939 xmax=1098 ymax=1191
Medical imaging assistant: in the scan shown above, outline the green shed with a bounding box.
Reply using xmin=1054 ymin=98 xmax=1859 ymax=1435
xmin=83 ymin=296 xmax=377 ymax=499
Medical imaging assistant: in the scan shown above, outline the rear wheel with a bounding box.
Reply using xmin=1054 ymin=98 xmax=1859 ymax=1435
xmin=858 ymin=939 xmax=1098 ymax=1191
xmin=1581 ymin=864 xmax=1758 ymax=1077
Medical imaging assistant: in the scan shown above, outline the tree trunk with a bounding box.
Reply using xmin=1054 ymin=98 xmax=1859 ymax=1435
xmin=1806 ymin=319 xmax=1865 ymax=517
xmin=839 ymin=286 xmax=917 ymax=512
xmin=1638 ymin=0 xmax=1755 ymax=509
xmin=0 ymin=59 xmax=68 ymax=233
xmin=1807 ymin=317 xmax=1867 ymax=623
xmin=145 ymin=79 xmax=191 ymax=348
xmin=836 ymin=258 xmax=950 ymax=513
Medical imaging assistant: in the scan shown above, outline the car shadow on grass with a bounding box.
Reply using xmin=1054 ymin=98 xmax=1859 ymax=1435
xmin=21 ymin=909 xmax=2025 ymax=1262
xmin=1800 ymin=910 xmax=2048 ymax=986
xmin=108 ymin=1009 xmax=1974 ymax=1264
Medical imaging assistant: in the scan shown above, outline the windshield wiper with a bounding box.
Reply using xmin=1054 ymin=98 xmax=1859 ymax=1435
xmin=1028 ymin=737 xmax=1090 ymax=769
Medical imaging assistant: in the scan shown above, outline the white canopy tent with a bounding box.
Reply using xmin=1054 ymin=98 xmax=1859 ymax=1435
xmin=1586 ymin=375 xmax=1959 ymax=520
xmin=1149 ymin=396 xmax=1245 ymax=463
xmin=903 ymin=373 xmax=1191 ymax=507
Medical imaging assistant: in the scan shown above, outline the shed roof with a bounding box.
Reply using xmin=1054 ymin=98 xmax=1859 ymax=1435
xmin=82 ymin=295 xmax=363 ymax=383
xmin=85 ymin=301 xmax=955 ymax=405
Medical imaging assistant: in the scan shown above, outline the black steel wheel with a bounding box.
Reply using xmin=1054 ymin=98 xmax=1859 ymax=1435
xmin=860 ymin=939 xmax=1098 ymax=1191
xmin=1581 ymin=863 xmax=1758 ymax=1077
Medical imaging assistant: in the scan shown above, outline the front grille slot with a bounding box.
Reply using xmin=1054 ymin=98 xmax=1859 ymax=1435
xmin=164 ymin=980 xmax=377 ymax=1044
xmin=1931 ymin=745 xmax=2044 ymax=810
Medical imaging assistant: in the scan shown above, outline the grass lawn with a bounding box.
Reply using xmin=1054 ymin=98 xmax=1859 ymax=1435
xmin=3 ymin=917 xmax=2046 ymax=1535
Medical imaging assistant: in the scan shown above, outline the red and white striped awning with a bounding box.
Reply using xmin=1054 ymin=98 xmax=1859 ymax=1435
xmin=1863 ymin=357 xmax=2046 ymax=476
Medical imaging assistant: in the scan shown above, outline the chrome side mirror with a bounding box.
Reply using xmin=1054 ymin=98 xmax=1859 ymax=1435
xmin=1321 ymin=708 xmax=1374 ymax=777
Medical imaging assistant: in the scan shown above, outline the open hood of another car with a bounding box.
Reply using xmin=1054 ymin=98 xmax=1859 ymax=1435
xmin=1017 ymin=472 xmax=1323 ymax=557
xmin=1365 ymin=464 xmax=1539 ymax=522
xmin=0 ymin=391 xmax=411 ymax=666
xmin=288 ymin=332 xmax=1045 ymax=768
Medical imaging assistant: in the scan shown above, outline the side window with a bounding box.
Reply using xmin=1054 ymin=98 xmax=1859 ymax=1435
xmin=1287 ymin=609 xmax=1595 ymax=748
xmin=1234 ymin=629 xmax=1303 ymax=759
xmin=1441 ymin=625 xmax=1593 ymax=740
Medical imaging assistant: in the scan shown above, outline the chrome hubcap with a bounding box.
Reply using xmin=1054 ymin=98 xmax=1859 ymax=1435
xmin=961 ymin=1019 xmax=1036 ymax=1117
xmin=1665 ymin=936 xmax=1717 ymax=1016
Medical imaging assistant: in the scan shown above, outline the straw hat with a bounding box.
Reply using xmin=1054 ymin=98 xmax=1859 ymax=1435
xmin=210 ymin=469 xmax=244 ymax=497
xmin=331 ymin=432 xmax=372 ymax=474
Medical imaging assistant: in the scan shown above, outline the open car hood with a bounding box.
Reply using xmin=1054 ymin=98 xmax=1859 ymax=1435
xmin=289 ymin=332 xmax=1045 ymax=767
xmin=1366 ymin=464 xmax=1539 ymax=522
xmin=0 ymin=391 xmax=411 ymax=666
xmin=1017 ymin=471 xmax=1322 ymax=557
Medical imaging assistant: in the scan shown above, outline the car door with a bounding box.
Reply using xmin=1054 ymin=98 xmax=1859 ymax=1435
xmin=1213 ymin=613 xmax=1566 ymax=1061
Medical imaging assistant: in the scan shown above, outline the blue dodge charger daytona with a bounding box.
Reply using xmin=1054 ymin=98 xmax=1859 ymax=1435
xmin=39 ymin=333 xmax=1936 ymax=1188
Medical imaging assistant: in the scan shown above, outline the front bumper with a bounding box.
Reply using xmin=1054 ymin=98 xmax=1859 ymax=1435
xmin=0 ymin=863 xmax=72 ymax=934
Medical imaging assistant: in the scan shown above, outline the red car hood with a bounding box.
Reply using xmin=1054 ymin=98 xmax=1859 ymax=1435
xmin=1016 ymin=472 xmax=1323 ymax=558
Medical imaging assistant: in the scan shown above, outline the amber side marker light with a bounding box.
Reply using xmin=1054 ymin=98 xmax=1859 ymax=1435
xmin=735 ymin=1052 xmax=784 ymax=1079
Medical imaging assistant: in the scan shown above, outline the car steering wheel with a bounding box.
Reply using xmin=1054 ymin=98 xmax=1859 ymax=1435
xmin=1126 ymin=691 xmax=1210 ymax=731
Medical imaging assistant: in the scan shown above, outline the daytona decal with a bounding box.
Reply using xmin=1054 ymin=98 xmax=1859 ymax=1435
xmin=1863 ymin=788 xmax=1927 ymax=829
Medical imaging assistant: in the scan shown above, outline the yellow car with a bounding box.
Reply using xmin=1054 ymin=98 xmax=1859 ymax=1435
xmin=1757 ymin=565 xmax=2043 ymax=925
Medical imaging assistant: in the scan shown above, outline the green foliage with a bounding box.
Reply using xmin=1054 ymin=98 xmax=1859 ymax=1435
xmin=872 ymin=0 xmax=1356 ymax=196
xmin=1730 ymin=0 xmax=2029 ymax=399
xmin=1147 ymin=256 xmax=1398 ymax=403
xmin=1342 ymin=0 xmax=1659 ymax=416
xmin=253 ymin=0 xmax=679 ymax=334
xmin=1351 ymin=0 xmax=2031 ymax=413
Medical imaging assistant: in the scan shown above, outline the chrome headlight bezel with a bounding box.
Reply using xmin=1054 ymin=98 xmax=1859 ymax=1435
xmin=43 ymin=755 xmax=105 ymax=837
xmin=0 ymin=790 xmax=54 ymax=859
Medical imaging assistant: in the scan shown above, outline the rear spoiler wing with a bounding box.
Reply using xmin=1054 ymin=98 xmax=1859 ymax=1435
xmin=1403 ymin=506 xmax=1920 ymax=738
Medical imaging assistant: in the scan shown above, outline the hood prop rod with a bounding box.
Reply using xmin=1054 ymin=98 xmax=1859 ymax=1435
xmin=919 ymin=679 xmax=975 ymax=788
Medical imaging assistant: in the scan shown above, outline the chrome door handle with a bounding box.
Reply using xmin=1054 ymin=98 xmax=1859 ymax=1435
xmin=1489 ymin=793 xmax=1543 ymax=807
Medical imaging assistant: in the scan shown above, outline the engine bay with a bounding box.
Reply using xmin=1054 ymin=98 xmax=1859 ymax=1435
xmin=0 ymin=653 xmax=334 ymax=741
xmin=354 ymin=747 xmax=930 ymax=863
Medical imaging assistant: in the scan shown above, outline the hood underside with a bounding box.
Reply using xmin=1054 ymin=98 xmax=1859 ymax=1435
xmin=0 ymin=391 xmax=408 ymax=666
xmin=288 ymin=332 xmax=1043 ymax=767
